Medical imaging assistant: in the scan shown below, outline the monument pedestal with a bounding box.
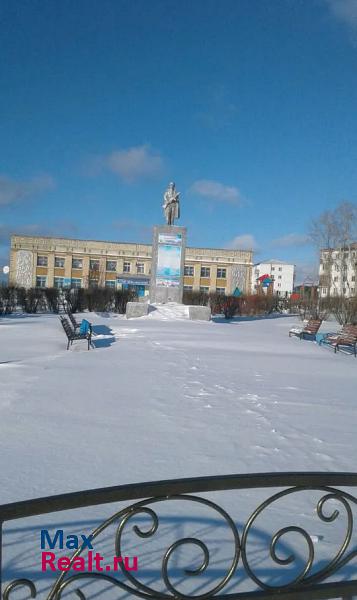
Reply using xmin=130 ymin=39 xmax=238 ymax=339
xmin=150 ymin=225 xmax=187 ymax=304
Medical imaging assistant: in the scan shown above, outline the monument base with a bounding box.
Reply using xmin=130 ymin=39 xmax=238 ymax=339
xmin=188 ymin=306 xmax=211 ymax=321
xmin=149 ymin=225 xmax=187 ymax=304
xmin=126 ymin=302 xmax=149 ymax=319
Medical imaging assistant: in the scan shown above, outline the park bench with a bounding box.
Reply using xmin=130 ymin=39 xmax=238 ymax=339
xmin=321 ymin=324 xmax=357 ymax=357
xmin=60 ymin=316 xmax=92 ymax=350
xmin=67 ymin=310 xmax=80 ymax=330
xmin=289 ymin=318 xmax=322 ymax=340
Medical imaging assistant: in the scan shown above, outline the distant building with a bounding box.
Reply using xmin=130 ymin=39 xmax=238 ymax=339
xmin=9 ymin=235 xmax=253 ymax=296
xmin=251 ymin=260 xmax=295 ymax=297
xmin=293 ymin=283 xmax=318 ymax=301
xmin=318 ymin=244 xmax=357 ymax=298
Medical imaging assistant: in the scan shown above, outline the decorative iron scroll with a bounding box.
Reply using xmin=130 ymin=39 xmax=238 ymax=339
xmin=2 ymin=474 xmax=357 ymax=599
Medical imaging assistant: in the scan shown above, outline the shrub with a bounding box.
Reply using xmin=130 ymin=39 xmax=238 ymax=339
xmin=114 ymin=289 xmax=137 ymax=314
xmin=220 ymin=296 xmax=241 ymax=319
xmin=44 ymin=288 xmax=61 ymax=313
xmin=0 ymin=286 xmax=17 ymax=315
xmin=64 ymin=288 xmax=86 ymax=313
xmin=182 ymin=290 xmax=209 ymax=306
xmin=16 ymin=288 xmax=46 ymax=313
xmin=322 ymin=296 xmax=357 ymax=325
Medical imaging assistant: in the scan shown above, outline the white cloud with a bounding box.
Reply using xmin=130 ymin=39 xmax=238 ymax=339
xmin=190 ymin=179 xmax=242 ymax=204
xmin=271 ymin=233 xmax=310 ymax=248
xmin=325 ymin=0 xmax=357 ymax=30
xmin=105 ymin=145 xmax=164 ymax=183
xmin=0 ymin=174 xmax=55 ymax=206
xmin=227 ymin=234 xmax=259 ymax=251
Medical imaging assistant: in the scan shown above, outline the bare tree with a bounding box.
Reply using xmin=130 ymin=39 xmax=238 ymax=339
xmin=309 ymin=209 xmax=339 ymax=251
xmin=310 ymin=201 xmax=357 ymax=298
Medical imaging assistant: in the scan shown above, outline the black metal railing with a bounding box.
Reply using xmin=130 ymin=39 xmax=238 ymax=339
xmin=1 ymin=472 xmax=357 ymax=599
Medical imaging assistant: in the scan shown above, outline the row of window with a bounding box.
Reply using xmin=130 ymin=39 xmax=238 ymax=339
xmin=37 ymin=256 xmax=146 ymax=273
xmin=38 ymin=256 xmax=228 ymax=278
xmin=333 ymin=275 xmax=356 ymax=282
xmin=184 ymin=266 xmax=227 ymax=278
xmin=37 ymin=277 xmax=228 ymax=294
xmin=254 ymin=267 xmax=283 ymax=276
xmin=184 ymin=285 xmax=226 ymax=295
xmin=37 ymin=277 xmax=118 ymax=289
xmin=321 ymin=287 xmax=356 ymax=295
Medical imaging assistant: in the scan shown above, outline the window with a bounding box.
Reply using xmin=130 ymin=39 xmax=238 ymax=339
xmin=278 ymin=275 xmax=282 ymax=279
xmin=200 ymin=267 xmax=210 ymax=278
xmin=271 ymin=266 xmax=275 ymax=272
xmin=217 ymin=268 xmax=226 ymax=278
xmin=343 ymin=288 xmax=347 ymax=294
xmin=184 ymin=265 xmax=194 ymax=276
xmin=352 ymin=276 xmax=356 ymax=282
xmin=106 ymin=260 xmax=117 ymax=272
xmin=54 ymin=277 xmax=65 ymax=288
xmin=36 ymin=276 xmax=47 ymax=288
xmin=54 ymin=257 xmax=65 ymax=268
xmin=123 ymin=262 xmax=131 ymax=273
xmin=351 ymin=287 xmax=355 ymax=294
xmin=277 ymin=283 xmax=281 ymax=287
xmin=216 ymin=287 xmax=226 ymax=295
xmin=72 ymin=258 xmax=83 ymax=269
xmin=37 ymin=256 xmax=48 ymax=267
xmin=89 ymin=279 xmax=98 ymax=288
xmin=278 ymin=267 xmax=282 ymax=271
xmin=105 ymin=280 xmax=116 ymax=288
xmin=71 ymin=278 xmax=82 ymax=289
xmin=89 ymin=259 xmax=100 ymax=271
xmin=184 ymin=285 xmax=193 ymax=291
xmin=343 ymin=276 xmax=347 ymax=282
xmin=334 ymin=276 xmax=338 ymax=282
xmin=200 ymin=286 xmax=209 ymax=293
xmin=136 ymin=262 xmax=144 ymax=274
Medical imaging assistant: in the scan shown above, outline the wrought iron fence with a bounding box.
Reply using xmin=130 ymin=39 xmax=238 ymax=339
xmin=1 ymin=472 xmax=357 ymax=599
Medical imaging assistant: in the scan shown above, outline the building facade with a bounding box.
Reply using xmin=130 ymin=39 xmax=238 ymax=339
xmin=251 ymin=260 xmax=295 ymax=297
xmin=318 ymin=244 xmax=357 ymax=298
xmin=9 ymin=235 xmax=253 ymax=296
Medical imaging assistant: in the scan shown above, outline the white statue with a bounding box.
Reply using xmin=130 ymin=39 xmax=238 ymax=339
xmin=163 ymin=182 xmax=180 ymax=226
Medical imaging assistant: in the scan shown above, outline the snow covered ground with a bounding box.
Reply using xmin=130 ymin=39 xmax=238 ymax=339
xmin=1 ymin=306 xmax=357 ymax=595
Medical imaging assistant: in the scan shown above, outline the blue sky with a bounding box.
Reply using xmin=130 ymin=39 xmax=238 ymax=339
xmin=1 ymin=0 xmax=357 ymax=283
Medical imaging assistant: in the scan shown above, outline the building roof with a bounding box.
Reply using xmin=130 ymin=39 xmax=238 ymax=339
xmin=10 ymin=233 xmax=252 ymax=256
xmin=253 ymin=259 xmax=295 ymax=267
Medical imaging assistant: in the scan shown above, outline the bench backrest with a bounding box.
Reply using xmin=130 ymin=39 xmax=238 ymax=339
xmin=67 ymin=312 xmax=78 ymax=328
xmin=60 ymin=317 xmax=74 ymax=339
xmin=337 ymin=324 xmax=357 ymax=343
xmin=303 ymin=319 xmax=322 ymax=334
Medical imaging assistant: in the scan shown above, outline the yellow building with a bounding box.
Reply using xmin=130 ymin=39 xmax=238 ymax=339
xmin=9 ymin=234 xmax=253 ymax=296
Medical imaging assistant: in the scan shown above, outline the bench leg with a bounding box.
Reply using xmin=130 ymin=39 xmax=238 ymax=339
xmin=67 ymin=339 xmax=70 ymax=351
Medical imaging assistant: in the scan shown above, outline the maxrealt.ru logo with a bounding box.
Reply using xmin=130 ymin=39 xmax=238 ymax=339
xmin=41 ymin=530 xmax=138 ymax=573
